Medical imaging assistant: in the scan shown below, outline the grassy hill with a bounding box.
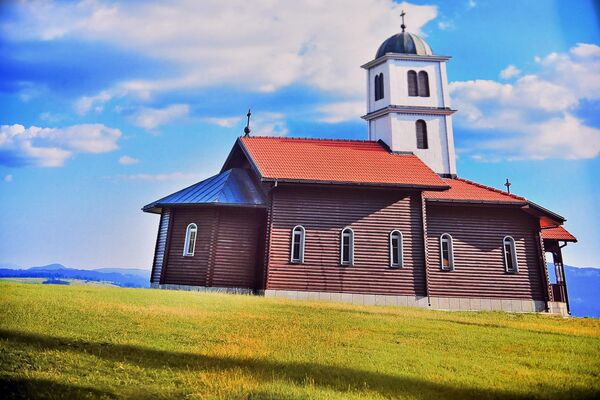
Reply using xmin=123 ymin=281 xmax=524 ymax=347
xmin=1 ymin=282 xmax=598 ymax=399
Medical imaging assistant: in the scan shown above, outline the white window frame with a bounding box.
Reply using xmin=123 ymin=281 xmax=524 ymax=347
xmin=340 ymin=227 xmax=354 ymax=266
xmin=290 ymin=225 xmax=306 ymax=263
xmin=183 ymin=223 xmax=197 ymax=256
xmin=503 ymin=236 xmax=519 ymax=273
xmin=389 ymin=230 xmax=404 ymax=268
xmin=440 ymin=233 xmax=454 ymax=271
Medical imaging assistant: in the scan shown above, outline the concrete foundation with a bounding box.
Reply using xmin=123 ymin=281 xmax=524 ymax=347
xmin=264 ymin=289 xmax=567 ymax=315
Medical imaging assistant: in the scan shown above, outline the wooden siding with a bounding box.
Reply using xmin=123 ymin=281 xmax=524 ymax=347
xmin=150 ymin=209 xmax=170 ymax=283
xmin=426 ymin=204 xmax=546 ymax=300
xmin=211 ymin=208 xmax=262 ymax=288
xmin=163 ymin=208 xmax=217 ymax=286
xmin=266 ymin=186 xmax=426 ymax=295
xmin=161 ymin=207 xmax=263 ymax=289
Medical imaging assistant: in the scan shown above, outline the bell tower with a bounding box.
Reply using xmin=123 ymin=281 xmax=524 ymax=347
xmin=361 ymin=13 xmax=457 ymax=177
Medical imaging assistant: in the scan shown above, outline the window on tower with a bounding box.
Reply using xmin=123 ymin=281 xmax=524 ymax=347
xmin=418 ymin=71 xmax=430 ymax=97
xmin=407 ymin=70 xmax=418 ymax=97
xmin=416 ymin=120 xmax=428 ymax=149
xmin=374 ymin=73 xmax=384 ymax=101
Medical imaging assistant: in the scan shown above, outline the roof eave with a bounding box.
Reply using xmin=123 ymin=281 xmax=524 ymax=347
xmin=425 ymin=198 xmax=527 ymax=206
xmin=523 ymin=201 xmax=566 ymax=224
xmin=362 ymin=106 xmax=457 ymax=120
xmin=262 ymin=178 xmax=449 ymax=191
xmin=361 ymin=53 xmax=452 ymax=69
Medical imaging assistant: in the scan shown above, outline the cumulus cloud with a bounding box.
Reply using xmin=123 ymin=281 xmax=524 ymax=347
xmin=450 ymin=43 xmax=600 ymax=160
xmin=251 ymin=113 xmax=289 ymax=137
xmin=4 ymin=1 xmax=437 ymax=97
xmin=74 ymin=90 xmax=113 ymax=115
xmin=499 ymin=65 xmax=521 ymax=79
xmin=129 ymin=104 xmax=189 ymax=131
xmin=118 ymin=155 xmax=139 ymax=165
xmin=0 ymin=124 xmax=121 ymax=167
xmin=202 ymin=117 xmax=242 ymax=128
xmin=317 ymin=101 xmax=365 ymax=123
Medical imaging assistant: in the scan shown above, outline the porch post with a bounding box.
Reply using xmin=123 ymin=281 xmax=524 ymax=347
xmin=554 ymin=245 xmax=571 ymax=315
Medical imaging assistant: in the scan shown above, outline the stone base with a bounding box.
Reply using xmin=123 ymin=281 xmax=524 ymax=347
xmin=264 ymin=289 xmax=565 ymax=315
xmin=151 ymin=283 xmax=254 ymax=295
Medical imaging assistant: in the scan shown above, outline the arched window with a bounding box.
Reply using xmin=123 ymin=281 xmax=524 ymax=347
xmin=503 ymin=236 xmax=518 ymax=273
xmin=416 ymin=120 xmax=428 ymax=149
xmin=418 ymin=71 xmax=430 ymax=97
xmin=340 ymin=227 xmax=354 ymax=266
xmin=183 ymin=223 xmax=197 ymax=256
xmin=378 ymin=73 xmax=384 ymax=100
xmin=374 ymin=73 xmax=384 ymax=101
xmin=374 ymin=74 xmax=380 ymax=101
xmin=290 ymin=225 xmax=305 ymax=263
xmin=407 ymin=70 xmax=418 ymax=97
xmin=389 ymin=230 xmax=403 ymax=268
xmin=440 ymin=233 xmax=454 ymax=271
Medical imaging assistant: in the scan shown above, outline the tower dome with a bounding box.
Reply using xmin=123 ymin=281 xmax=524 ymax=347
xmin=375 ymin=32 xmax=433 ymax=58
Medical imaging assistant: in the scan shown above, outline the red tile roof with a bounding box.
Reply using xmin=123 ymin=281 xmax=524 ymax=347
xmin=424 ymin=177 xmax=527 ymax=204
xmin=239 ymin=136 xmax=448 ymax=189
xmin=541 ymin=226 xmax=577 ymax=242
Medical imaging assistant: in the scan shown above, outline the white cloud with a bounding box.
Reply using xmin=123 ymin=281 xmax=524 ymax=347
xmin=117 ymin=172 xmax=200 ymax=181
xmin=0 ymin=124 xmax=121 ymax=167
xmin=4 ymin=1 xmax=437 ymax=97
xmin=467 ymin=0 xmax=477 ymax=9
xmin=4 ymin=174 xmax=13 ymax=183
xmin=250 ymin=113 xmax=288 ymax=137
xmin=437 ymin=20 xmax=455 ymax=31
xmin=499 ymin=65 xmax=521 ymax=79
xmin=129 ymin=104 xmax=189 ymax=130
xmin=202 ymin=117 xmax=242 ymax=128
xmin=75 ymin=90 xmax=112 ymax=115
xmin=118 ymin=155 xmax=139 ymax=165
xmin=450 ymin=43 xmax=600 ymax=160
xmin=317 ymin=101 xmax=365 ymax=123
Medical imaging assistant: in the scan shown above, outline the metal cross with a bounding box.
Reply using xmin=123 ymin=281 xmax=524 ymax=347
xmin=400 ymin=10 xmax=406 ymax=32
xmin=504 ymin=178 xmax=512 ymax=194
xmin=244 ymin=109 xmax=252 ymax=136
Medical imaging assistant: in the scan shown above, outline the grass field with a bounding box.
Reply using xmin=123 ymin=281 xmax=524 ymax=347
xmin=1 ymin=282 xmax=599 ymax=399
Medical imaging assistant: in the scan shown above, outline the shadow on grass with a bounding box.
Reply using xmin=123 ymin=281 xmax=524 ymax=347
xmin=1 ymin=375 xmax=116 ymax=400
xmin=1 ymin=329 xmax=595 ymax=400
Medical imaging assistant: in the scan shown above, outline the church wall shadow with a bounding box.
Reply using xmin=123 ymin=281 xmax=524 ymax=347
xmin=2 ymin=329 xmax=596 ymax=400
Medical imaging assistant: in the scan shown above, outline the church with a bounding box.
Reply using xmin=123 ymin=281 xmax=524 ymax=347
xmin=143 ymin=22 xmax=576 ymax=315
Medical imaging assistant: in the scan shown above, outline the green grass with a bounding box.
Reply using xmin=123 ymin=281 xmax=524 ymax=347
xmin=1 ymin=282 xmax=599 ymax=399
xmin=0 ymin=278 xmax=118 ymax=286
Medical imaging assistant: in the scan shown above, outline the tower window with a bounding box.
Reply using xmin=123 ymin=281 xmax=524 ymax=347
xmin=183 ymin=223 xmax=197 ymax=256
xmin=374 ymin=73 xmax=384 ymax=101
xmin=416 ymin=120 xmax=428 ymax=149
xmin=418 ymin=71 xmax=430 ymax=97
xmin=503 ymin=236 xmax=518 ymax=273
xmin=290 ymin=225 xmax=305 ymax=263
xmin=389 ymin=230 xmax=403 ymax=268
xmin=340 ymin=227 xmax=354 ymax=266
xmin=440 ymin=233 xmax=454 ymax=271
xmin=407 ymin=70 xmax=418 ymax=97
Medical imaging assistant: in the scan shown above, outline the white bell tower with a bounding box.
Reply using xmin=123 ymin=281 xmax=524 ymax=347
xmin=361 ymin=15 xmax=457 ymax=177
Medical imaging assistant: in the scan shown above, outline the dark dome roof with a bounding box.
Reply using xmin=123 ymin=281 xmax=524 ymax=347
xmin=375 ymin=32 xmax=433 ymax=58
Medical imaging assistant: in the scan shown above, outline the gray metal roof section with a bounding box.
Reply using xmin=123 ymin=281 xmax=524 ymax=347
xmin=142 ymin=168 xmax=267 ymax=214
xmin=375 ymin=32 xmax=433 ymax=58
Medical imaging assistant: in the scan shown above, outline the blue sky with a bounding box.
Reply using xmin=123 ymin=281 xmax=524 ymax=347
xmin=0 ymin=0 xmax=599 ymax=269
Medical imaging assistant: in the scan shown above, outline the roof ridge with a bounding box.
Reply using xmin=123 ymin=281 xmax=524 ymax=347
xmin=240 ymin=136 xmax=377 ymax=143
xmin=454 ymin=177 xmax=527 ymax=201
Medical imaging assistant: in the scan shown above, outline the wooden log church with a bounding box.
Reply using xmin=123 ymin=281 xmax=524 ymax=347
xmin=143 ymin=22 xmax=576 ymax=315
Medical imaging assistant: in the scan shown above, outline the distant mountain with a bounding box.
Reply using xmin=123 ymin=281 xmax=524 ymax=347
xmin=0 ymin=264 xmax=150 ymax=288
xmin=563 ymin=266 xmax=600 ymax=318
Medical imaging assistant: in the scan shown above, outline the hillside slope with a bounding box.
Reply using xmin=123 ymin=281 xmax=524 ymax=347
xmin=0 ymin=282 xmax=598 ymax=400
